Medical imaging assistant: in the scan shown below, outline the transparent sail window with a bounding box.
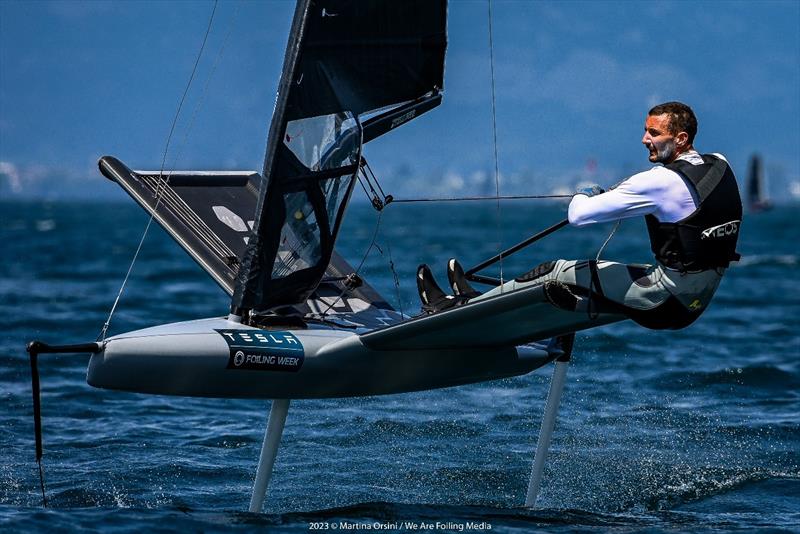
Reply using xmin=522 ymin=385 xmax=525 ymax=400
xmin=284 ymin=112 xmax=360 ymax=171
xmin=272 ymin=191 xmax=321 ymax=278
xmin=322 ymin=175 xmax=354 ymax=228
xmin=273 ymin=111 xmax=361 ymax=279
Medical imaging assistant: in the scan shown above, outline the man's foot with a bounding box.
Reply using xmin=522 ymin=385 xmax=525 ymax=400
xmin=447 ymin=258 xmax=481 ymax=299
xmin=417 ymin=264 xmax=457 ymax=314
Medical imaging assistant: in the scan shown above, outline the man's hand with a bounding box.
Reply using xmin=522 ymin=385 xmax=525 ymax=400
xmin=575 ymin=185 xmax=605 ymax=197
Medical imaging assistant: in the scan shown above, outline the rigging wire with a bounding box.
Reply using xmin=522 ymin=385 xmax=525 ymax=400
xmin=355 ymin=158 xmax=394 ymax=211
xmin=355 ymin=157 xmax=379 ymax=206
xmin=352 ymin=162 xmax=405 ymax=319
xmin=391 ymin=194 xmax=571 ymax=203
xmin=313 ymin=211 xmax=405 ymax=324
xmin=158 ymin=1 xmax=219 ymax=180
xmin=167 ymin=3 xmax=239 ymax=173
xmin=362 ymin=159 xmax=390 ymax=203
xmin=486 ymin=0 xmax=504 ymax=291
xmin=98 ymin=0 xmax=218 ymax=342
xmin=586 ymin=219 xmax=621 ymax=320
xmin=356 ymin=170 xmax=374 ymax=201
xmin=596 ymin=220 xmax=621 ymax=263
xmin=386 ymin=242 xmax=405 ymax=319
xmin=318 ymin=210 xmax=385 ymax=317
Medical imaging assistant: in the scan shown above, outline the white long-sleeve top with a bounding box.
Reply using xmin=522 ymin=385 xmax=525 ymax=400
xmin=568 ymin=151 xmax=727 ymax=226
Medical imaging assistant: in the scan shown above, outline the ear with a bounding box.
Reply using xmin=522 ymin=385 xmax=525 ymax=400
xmin=676 ymin=131 xmax=689 ymax=147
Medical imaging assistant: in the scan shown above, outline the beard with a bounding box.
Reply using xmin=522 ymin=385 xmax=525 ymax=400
xmin=647 ymin=138 xmax=677 ymax=164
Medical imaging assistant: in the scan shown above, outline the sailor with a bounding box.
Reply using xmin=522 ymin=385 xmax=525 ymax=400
xmin=417 ymin=102 xmax=743 ymax=329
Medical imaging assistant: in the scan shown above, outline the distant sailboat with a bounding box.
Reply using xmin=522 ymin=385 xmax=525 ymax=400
xmin=747 ymin=154 xmax=772 ymax=212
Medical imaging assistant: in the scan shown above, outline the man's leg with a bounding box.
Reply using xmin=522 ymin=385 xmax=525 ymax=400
xmin=469 ymin=259 xmax=725 ymax=329
xmin=470 ymin=259 xmax=673 ymax=312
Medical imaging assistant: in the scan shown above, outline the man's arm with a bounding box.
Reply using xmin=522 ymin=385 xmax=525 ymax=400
xmin=568 ymin=167 xmax=674 ymax=226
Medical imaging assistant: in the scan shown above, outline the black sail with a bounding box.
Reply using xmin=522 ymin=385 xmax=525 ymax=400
xmin=232 ymin=0 xmax=447 ymax=315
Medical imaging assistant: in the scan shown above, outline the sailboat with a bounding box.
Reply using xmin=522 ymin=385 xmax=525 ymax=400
xmin=27 ymin=0 xmax=625 ymax=511
xmin=747 ymin=154 xmax=772 ymax=212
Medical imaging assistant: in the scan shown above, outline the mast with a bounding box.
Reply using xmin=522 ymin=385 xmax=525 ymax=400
xmin=231 ymin=0 xmax=312 ymax=316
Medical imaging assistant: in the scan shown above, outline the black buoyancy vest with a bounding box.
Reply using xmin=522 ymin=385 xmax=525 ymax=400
xmin=645 ymin=154 xmax=742 ymax=272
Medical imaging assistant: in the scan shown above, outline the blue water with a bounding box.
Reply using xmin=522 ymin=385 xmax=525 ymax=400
xmin=1 ymin=200 xmax=798 ymax=532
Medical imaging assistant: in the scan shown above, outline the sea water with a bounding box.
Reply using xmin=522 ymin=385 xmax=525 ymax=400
xmin=1 ymin=200 xmax=798 ymax=532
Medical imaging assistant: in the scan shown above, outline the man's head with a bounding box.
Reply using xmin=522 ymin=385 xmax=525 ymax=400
xmin=642 ymin=101 xmax=697 ymax=164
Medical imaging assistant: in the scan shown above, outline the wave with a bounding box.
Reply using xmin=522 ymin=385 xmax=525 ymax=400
xmin=6 ymin=488 xmax=799 ymax=534
xmin=365 ymin=419 xmax=485 ymax=439
xmin=735 ymin=254 xmax=798 ymax=267
xmin=0 ymin=502 xmax=699 ymax=532
xmin=652 ymin=364 xmax=800 ymax=391
xmin=277 ymin=501 xmax=648 ymax=529
xmin=633 ymin=468 xmax=787 ymax=511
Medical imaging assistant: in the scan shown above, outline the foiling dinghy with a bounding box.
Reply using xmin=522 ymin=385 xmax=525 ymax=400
xmin=27 ymin=0 xmax=626 ymax=512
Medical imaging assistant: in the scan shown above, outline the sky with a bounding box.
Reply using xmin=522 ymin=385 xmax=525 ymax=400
xmin=1 ymin=0 xmax=799 ymax=200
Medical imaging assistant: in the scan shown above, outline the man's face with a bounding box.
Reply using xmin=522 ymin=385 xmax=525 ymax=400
xmin=642 ymin=114 xmax=678 ymax=163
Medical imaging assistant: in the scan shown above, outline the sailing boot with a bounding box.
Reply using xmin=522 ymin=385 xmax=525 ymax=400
xmin=446 ymin=258 xmax=481 ymax=299
xmin=417 ymin=264 xmax=457 ymax=314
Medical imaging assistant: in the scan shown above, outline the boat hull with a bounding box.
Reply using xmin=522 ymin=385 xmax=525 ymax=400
xmin=87 ymin=317 xmax=554 ymax=399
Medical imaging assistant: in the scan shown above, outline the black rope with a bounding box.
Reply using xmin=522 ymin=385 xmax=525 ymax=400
xmin=356 ymin=171 xmax=374 ymax=202
xmin=363 ymin=159 xmax=389 ymax=201
xmin=391 ymin=194 xmax=571 ymax=203
xmin=357 ymin=165 xmax=381 ymax=209
xmin=356 ymin=171 xmax=375 ymax=205
xmin=356 ymin=159 xmax=392 ymax=210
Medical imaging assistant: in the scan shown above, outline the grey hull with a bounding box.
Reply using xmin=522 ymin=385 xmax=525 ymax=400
xmin=87 ymin=317 xmax=554 ymax=399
